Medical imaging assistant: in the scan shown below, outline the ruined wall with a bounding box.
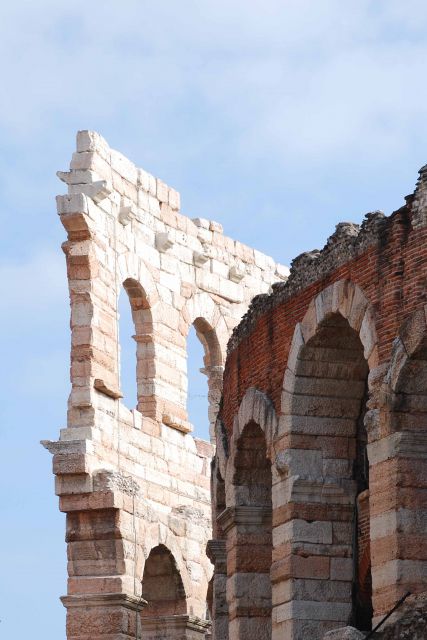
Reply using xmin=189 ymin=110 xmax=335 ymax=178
xmin=211 ymin=165 xmax=427 ymax=639
xmin=43 ymin=131 xmax=288 ymax=640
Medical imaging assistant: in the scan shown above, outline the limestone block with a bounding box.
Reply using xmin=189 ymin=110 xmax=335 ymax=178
xmin=275 ymin=262 xmax=290 ymax=279
xmin=275 ymin=449 xmax=323 ymax=477
xmin=330 ymin=557 xmax=353 ymax=581
xmin=273 ymin=520 xmax=333 ymax=547
xmin=76 ymin=130 xmax=110 ymax=156
xmin=192 ymin=217 xmax=210 ymax=229
xmin=323 ymin=627 xmax=364 ymax=640
xmin=70 ymin=151 xmax=112 ymax=178
xmin=57 ymin=193 xmax=89 ymax=216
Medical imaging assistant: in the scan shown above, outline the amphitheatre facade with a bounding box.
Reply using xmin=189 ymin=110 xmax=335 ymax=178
xmin=44 ymin=131 xmax=427 ymax=639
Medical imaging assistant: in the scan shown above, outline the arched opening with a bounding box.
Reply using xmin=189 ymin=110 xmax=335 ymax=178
xmin=387 ymin=332 xmax=427 ymax=598
xmin=118 ymin=286 xmax=137 ymax=409
xmin=280 ymin=312 xmax=372 ymax=636
xmin=119 ymin=278 xmax=153 ymax=415
xmin=234 ymin=421 xmax=272 ymax=508
xmin=141 ymin=545 xmax=187 ymax=617
xmin=186 ymin=317 xmax=222 ymax=441
xmin=230 ymin=421 xmax=272 ymax=638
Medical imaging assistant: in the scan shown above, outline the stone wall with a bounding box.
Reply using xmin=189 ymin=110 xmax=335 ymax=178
xmin=211 ymin=165 xmax=427 ymax=639
xmin=43 ymin=131 xmax=288 ymax=640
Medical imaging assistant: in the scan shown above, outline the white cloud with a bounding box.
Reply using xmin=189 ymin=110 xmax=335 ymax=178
xmin=1 ymin=0 xmax=427 ymax=172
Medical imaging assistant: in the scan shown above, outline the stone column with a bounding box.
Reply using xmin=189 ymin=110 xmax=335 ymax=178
xmin=207 ymin=539 xmax=228 ymax=640
xmin=202 ymin=365 xmax=224 ymax=441
xmin=368 ymin=430 xmax=427 ymax=624
xmin=271 ymin=476 xmax=355 ymax=640
xmin=218 ymin=506 xmax=272 ymax=640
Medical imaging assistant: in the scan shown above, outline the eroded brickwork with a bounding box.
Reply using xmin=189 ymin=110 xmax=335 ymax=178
xmin=43 ymin=131 xmax=288 ymax=640
xmin=211 ymin=165 xmax=427 ymax=639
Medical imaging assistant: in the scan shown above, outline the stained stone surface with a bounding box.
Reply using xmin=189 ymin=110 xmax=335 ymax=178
xmin=323 ymin=628 xmax=365 ymax=640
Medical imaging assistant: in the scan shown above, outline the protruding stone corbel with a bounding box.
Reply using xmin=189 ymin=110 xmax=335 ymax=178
xmin=118 ymin=197 xmax=136 ymax=226
xmin=155 ymin=231 xmax=174 ymax=252
xmin=229 ymin=265 xmax=245 ymax=283
xmin=94 ymin=378 xmax=123 ymax=399
xmin=85 ymin=180 xmax=113 ymax=203
xmin=193 ymin=250 xmax=210 ymax=267
xmin=162 ymin=413 xmax=192 ymax=433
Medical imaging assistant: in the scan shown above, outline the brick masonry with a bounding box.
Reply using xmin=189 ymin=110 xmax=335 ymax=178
xmin=211 ymin=164 xmax=427 ymax=639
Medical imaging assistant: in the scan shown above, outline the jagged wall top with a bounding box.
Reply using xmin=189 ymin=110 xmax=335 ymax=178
xmin=228 ymin=165 xmax=427 ymax=353
xmin=56 ymin=130 xmax=289 ymax=437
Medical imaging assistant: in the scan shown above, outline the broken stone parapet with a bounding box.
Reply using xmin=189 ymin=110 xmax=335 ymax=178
xmin=228 ymin=208 xmax=395 ymax=353
xmin=46 ymin=130 xmax=288 ymax=640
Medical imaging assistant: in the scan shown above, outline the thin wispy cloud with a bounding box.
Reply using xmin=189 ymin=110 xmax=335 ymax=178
xmin=1 ymin=4 xmax=427 ymax=638
xmin=1 ymin=0 xmax=427 ymax=169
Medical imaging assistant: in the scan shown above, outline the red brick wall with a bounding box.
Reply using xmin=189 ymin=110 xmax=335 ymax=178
xmin=221 ymin=205 xmax=427 ymax=436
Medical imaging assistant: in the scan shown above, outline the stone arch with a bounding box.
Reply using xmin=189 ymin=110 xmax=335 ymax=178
xmin=368 ymin=308 xmax=427 ymax=620
xmin=275 ymin=280 xmax=377 ymax=638
xmin=118 ymin=278 xmax=154 ymax=412
xmin=116 ymin=255 xmax=162 ymax=418
xmin=141 ymin=544 xmax=187 ymax=617
xmin=141 ymin=523 xmax=193 ymax=604
xmin=221 ymin=388 xmax=275 ymax=640
xmin=183 ymin=292 xmax=228 ymax=440
xmin=117 ymin=253 xmax=159 ymax=310
xmin=284 ymin=280 xmax=378 ymax=384
xmin=230 ymin=386 xmax=277 ymax=460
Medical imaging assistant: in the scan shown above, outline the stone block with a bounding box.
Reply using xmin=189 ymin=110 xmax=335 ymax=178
xmin=323 ymin=627 xmax=364 ymax=640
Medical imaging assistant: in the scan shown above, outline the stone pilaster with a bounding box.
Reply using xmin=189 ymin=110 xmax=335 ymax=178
xmin=207 ymin=539 xmax=228 ymax=640
xmin=219 ymin=506 xmax=272 ymax=640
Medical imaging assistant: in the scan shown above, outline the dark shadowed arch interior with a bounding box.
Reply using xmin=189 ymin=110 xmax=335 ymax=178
xmin=141 ymin=545 xmax=187 ymax=617
xmin=291 ymin=312 xmax=372 ymax=630
xmin=234 ymin=421 xmax=272 ymax=507
xmin=393 ymin=336 xmax=427 ymax=420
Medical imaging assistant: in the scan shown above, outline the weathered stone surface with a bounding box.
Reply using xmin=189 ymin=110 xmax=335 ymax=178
xmin=323 ymin=627 xmax=364 ymax=640
xmin=45 ymin=131 xmax=287 ymax=640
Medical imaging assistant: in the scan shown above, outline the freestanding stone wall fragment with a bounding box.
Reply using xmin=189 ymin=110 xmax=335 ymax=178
xmin=211 ymin=167 xmax=427 ymax=640
xmin=43 ymin=131 xmax=288 ymax=640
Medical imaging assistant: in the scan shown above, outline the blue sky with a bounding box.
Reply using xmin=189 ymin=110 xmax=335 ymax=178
xmin=1 ymin=1 xmax=427 ymax=638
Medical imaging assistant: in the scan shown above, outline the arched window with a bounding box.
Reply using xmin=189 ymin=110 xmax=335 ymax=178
xmin=186 ymin=317 xmax=222 ymax=441
xmin=118 ymin=286 xmax=137 ymax=409
xmin=117 ymin=278 xmax=154 ymax=415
